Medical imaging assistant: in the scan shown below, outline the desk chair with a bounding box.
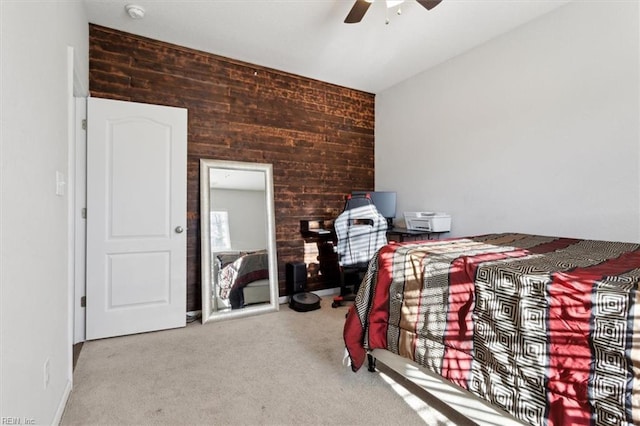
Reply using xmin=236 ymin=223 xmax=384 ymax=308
xmin=331 ymin=194 xmax=388 ymax=308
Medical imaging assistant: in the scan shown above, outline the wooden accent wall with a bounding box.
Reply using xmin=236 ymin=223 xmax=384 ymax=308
xmin=89 ymin=25 xmax=375 ymax=311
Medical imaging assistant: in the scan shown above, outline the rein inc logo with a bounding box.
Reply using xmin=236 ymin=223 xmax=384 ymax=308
xmin=1 ymin=418 xmax=35 ymax=425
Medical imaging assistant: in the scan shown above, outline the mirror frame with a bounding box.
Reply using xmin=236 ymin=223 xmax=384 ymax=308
xmin=200 ymin=159 xmax=279 ymax=323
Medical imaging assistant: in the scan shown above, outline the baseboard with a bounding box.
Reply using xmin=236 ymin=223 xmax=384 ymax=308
xmin=186 ymin=310 xmax=202 ymax=323
xmin=195 ymin=288 xmax=339 ymax=315
xmin=278 ymin=287 xmax=339 ymax=305
xmin=54 ymin=379 xmax=73 ymax=425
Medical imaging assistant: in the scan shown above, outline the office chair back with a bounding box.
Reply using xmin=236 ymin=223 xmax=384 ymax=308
xmin=334 ymin=195 xmax=388 ymax=269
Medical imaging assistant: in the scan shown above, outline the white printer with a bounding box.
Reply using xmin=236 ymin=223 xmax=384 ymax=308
xmin=404 ymin=212 xmax=451 ymax=232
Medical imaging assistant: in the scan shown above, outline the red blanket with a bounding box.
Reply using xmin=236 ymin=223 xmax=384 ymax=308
xmin=344 ymin=233 xmax=640 ymax=426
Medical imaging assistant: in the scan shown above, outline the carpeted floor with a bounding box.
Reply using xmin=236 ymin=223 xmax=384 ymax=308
xmin=61 ymin=297 xmax=452 ymax=425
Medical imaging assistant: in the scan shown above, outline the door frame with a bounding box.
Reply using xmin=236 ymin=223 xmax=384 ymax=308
xmin=72 ymin=96 xmax=87 ymax=344
xmin=63 ymin=45 xmax=88 ymax=422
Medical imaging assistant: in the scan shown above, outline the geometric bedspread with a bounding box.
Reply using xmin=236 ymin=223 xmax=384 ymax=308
xmin=343 ymin=233 xmax=640 ymax=426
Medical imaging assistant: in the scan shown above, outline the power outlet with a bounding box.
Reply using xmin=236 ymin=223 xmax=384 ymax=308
xmin=43 ymin=358 xmax=50 ymax=389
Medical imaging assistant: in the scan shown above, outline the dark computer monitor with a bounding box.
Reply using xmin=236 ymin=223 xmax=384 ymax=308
xmin=351 ymin=191 xmax=397 ymax=225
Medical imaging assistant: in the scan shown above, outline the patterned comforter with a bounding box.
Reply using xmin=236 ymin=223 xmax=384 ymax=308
xmin=344 ymin=233 xmax=640 ymax=426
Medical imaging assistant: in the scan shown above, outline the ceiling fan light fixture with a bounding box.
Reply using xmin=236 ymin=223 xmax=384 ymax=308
xmin=125 ymin=4 xmax=146 ymax=20
xmin=386 ymin=0 xmax=405 ymax=8
xmin=346 ymin=0 xmax=439 ymax=24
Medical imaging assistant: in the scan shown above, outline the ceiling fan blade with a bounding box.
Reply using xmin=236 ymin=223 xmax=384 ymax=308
xmin=416 ymin=0 xmax=443 ymax=10
xmin=345 ymin=0 xmax=372 ymax=24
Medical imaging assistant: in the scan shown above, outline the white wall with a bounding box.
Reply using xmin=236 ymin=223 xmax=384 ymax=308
xmin=376 ymin=1 xmax=640 ymax=242
xmin=211 ymin=189 xmax=268 ymax=251
xmin=1 ymin=1 xmax=88 ymax=424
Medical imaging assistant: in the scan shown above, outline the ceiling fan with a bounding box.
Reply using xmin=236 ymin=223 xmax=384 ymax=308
xmin=344 ymin=0 xmax=442 ymax=24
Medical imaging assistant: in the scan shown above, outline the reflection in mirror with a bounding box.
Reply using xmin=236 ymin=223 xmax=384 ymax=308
xmin=200 ymin=159 xmax=279 ymax=323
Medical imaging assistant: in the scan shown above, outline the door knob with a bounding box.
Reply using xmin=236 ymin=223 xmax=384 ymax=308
xmin=175 ymin=226 xmax=184 ymax=234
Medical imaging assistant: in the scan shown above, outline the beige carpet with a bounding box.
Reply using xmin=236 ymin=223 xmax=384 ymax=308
xmin=62 ymin=297 xmax=452 ymax=425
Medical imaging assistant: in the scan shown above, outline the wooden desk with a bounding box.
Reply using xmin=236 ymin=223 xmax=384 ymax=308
xmin=300 ymin=219 xmax=336 ymax=241
xmin=300 ymin=219 xmax=339 ymax=284
xmin=387 ymin=227 xmax=447 ymax=242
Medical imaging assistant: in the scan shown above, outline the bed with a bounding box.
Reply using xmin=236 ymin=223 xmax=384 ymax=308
xmin=344 ymin=233 xmax=640 ymax=426
xmin=214 ymin=250 xmax=270 ymax=309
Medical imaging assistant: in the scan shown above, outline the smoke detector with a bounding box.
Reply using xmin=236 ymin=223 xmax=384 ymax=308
xmin=125 ymin=4 xmax=145 ymax=20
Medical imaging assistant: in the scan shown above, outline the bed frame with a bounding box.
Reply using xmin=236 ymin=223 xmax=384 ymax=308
xmin=368 ymin=349 xmax=526 ymax=426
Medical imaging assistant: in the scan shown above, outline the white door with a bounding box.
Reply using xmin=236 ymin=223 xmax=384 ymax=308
xmin=86 ymin=97 xmax=187 ymax=340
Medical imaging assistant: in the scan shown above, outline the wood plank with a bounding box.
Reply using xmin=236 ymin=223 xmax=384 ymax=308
xmin=90 ymin=24 xmax=375 ymax=311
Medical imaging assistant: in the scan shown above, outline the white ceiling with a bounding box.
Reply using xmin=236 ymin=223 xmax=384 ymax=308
xmin=83 ymin=0 xmax=571 ymax=94
xmin=209 ymin=168 xmax=265 ymax=191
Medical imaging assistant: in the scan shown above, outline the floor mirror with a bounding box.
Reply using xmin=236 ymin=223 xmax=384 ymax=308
xmin=200 ymin=159 xmax=279 ymax=323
